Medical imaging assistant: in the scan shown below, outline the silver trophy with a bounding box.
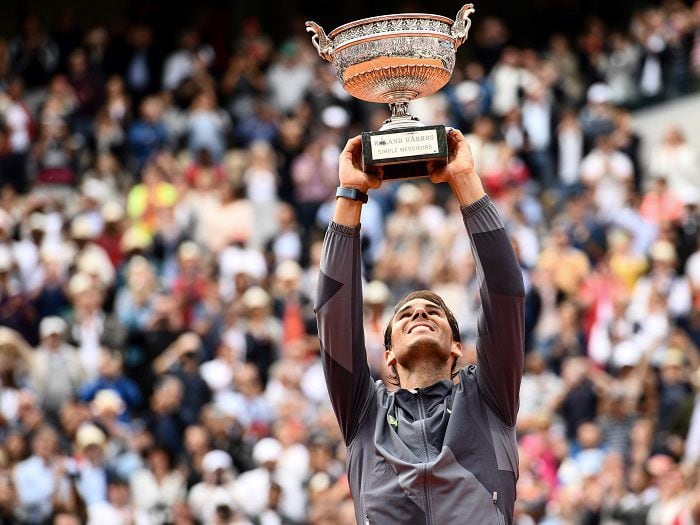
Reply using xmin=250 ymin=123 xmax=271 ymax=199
xmin=306 ymin=4 xmax=475 ymax=180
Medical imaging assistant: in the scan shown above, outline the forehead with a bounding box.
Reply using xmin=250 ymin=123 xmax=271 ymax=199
xmin=395 ymin=298 xmax=441 ymax=315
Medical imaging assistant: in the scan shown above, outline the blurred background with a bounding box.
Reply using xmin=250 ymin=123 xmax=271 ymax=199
xmin=0 ymin=0 xmax=700 ymax=524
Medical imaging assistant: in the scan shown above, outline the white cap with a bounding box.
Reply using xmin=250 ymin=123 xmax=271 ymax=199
xmin=40 ymin=316 xmax=67 ymax=338
xmin=275 ymin=260 xmax=302 ymax=281
xmin=28 ymin=212 xmax=47 ymax=232
xmin=91 ymin=389 xmax=126 ymax=415
xmin=241 ymin=286 xmax=270 ymax=310
xmin=199 ymin=359 xmax=233 ymax=391
xmin=76 ymin=423 xmax=106 ymax=449
xmin=364 ymin=280 xmax=391 ymax=305
xmin=178 ymin=241 xmax=201 ymax=261
xmin=252 ymin=437 xmax=283 ymax=465
xmin=681 ymin=186 xmax=700 ymax=206
xmin=69 ymin=272 xmax=93 ymax=297
xmin=611 ymin=340 xmax=642 ymax=368
xmin=650 ymin=240 xmax=677 ymax=263
xmin=202 ymin=449 xmax=233 ymax=472
xmin=71 ymin=216 xmax=95 ymax=240
xmin=102 ymin=202 xmax=125 ymax=223
xmin=321 ymin=105 xmax=350 ymax=129
xmin=587 ymin=83 xmax=612 ymax=104
xmin=395 ymin=183 xmax=422 ymax=205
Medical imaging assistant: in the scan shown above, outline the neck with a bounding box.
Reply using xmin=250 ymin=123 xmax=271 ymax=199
xmin=396 ymin=362 xmax=452 ymax=391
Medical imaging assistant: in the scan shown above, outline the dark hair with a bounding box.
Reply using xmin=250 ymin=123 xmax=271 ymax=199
xmin=383 ymin=290 xmax=461 ymax=387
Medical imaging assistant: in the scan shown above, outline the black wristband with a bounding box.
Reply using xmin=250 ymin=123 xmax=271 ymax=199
xmin=336 ymin=186 xmax=369 ymax=203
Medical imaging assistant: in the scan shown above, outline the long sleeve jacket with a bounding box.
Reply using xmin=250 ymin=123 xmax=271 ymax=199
xmin=315 ymin=195 xmax=525 ymax=525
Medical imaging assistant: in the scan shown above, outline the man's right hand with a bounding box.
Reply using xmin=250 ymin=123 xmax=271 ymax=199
xmin=428 ymin=129 xmax=485 ymax=206
xmin=339 ymin=136 xmax=382 ymax=193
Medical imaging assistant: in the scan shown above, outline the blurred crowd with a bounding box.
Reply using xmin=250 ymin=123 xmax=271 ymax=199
xmin=1 ymin=1 xmax=700 ymax=524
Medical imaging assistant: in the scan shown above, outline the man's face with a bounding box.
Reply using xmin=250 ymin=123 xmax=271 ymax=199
xmin=386 ymin=298 xmax=461 ymax=372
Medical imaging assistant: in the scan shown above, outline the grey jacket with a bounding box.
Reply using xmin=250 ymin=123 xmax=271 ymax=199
xmin=315 ymin=196 xmax=525 ymax=525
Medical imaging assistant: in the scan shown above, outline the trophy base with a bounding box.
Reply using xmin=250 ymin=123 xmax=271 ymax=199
xmin=361 ymin=125 xmax=448 ymax=181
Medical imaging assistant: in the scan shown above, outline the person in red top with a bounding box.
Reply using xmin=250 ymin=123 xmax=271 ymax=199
xmin=639 ymin=176 xmax=684 ymax=225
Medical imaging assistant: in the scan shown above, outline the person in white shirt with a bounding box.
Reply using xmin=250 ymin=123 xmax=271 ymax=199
xmin=649 ymin=125 xmax=699 ymax=198
xmin=232 ymin=438 xmax=306 ymax=523
xmin=188 ymin=449 xmax=239 ymax=524
xmin=580 ymin=133 xmax=633 ymax=219
xmin=12 ymin=426 xmax=72 ymax=524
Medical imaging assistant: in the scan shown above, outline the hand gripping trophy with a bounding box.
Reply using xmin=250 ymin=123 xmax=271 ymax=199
xmin=306 ymin=4 xmax=475 ymax=180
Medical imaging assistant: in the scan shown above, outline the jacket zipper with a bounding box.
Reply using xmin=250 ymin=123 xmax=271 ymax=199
xmin=492 ymin=491 xmax=500 ymax=525
xmin=417 ymin=390 xmax=432 ymax=524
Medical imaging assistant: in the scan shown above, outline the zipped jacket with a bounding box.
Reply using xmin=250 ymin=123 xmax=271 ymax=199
xmin=315 ymin=195 xmax=525 ymax=524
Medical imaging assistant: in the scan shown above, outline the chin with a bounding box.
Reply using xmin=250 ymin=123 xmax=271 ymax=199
xmin=405 ymin=333 xmax=448 ymax=355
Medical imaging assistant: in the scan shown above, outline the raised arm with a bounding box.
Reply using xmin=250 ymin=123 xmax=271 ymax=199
xmin=315 ymin=137 xmax=381 ymax=445
xmin=431 ymin=130 xmax=525 ymax=426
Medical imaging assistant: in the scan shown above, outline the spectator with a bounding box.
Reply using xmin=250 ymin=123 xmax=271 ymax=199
xmin=266 ymin=41 xmax=313 ymax=115
xmin=580 ymin=133 xmax=634 ymax=218
xmin=185 ymin=88 xmax=229 ymax=163
xmin=78 ymin=348 xmax=142 ymax=416
xmin=188 ymin=449 xmax=238 ymax=524
xmin=130 ymin=445 xmax=186 ymax=523
xmin=12 ymin=426 xmax=71 ymax=523
xmin=30 ymin=316 xmax=83 ymax=418
xmin=649 ymin=125 xmax=700 ymax=198
xmin=0 ymin=76 xmax=33 ymax=193
xmin=126 ymin=96 xmax=168 ymax=174
xmin=233 ymin=437 xmax=306 ymax=523
xmin=162 ymin=29 xmax=214 ymax=93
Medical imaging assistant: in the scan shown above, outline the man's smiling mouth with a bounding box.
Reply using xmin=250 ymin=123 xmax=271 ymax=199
xmin=408 ymin=323 xmax=434 ymax=333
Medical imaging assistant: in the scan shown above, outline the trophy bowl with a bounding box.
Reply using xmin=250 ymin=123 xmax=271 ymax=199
xmin=306 ymin=5 xmax=475 ymax=180
xmin=306 ymin=4 xmax=474 ymax=128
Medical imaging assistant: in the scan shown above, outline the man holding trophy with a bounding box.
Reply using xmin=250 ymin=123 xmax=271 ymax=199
xmin=310 ymin=5 xmax=525 ymax=523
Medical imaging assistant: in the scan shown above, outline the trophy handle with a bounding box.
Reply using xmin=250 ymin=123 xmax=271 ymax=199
xmin=451 ymin=4 xmax=475 ymax=49
xmin=305 ymin=21 xmax=333 ymax=62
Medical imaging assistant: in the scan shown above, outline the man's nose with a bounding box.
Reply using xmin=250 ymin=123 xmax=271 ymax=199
xmin=411 ymin=307 xmax=429 ymax=320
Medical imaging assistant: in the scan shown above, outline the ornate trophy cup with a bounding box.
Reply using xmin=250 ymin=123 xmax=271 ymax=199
xmin=306 ymin=4 xmax=475 ymax=180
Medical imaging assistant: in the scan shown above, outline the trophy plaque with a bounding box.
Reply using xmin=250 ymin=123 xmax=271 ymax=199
xmin=306 ymin=4 xmax=475 ymax=180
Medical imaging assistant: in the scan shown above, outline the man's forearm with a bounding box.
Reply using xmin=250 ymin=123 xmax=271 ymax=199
xmin=447 ymin=171 xmax=486 ymax=207
xmin=332 ymin=197 xmax=363 ymax=227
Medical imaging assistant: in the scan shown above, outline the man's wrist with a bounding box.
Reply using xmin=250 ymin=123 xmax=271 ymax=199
xmin=336 ymin=186 xmax=369 ymax=203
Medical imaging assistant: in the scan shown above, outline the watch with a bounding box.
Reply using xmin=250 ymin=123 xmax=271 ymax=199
xmin=336 ymin=186 xmax=369 ymax=204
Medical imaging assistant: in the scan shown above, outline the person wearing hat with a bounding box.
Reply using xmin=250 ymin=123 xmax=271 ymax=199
xmin=363 ymin=280 xmax=393 ymax=380
xmin=240 ymin=286 xmax=279 ymax=386
xmin=627 ymin=240 xmax=692 ymax=327
xmin=69 ymin=215 xmax=116 ymax=289
xmin=315 ymin=130 xmax=524 ymax=523
xmin=30 ymin=316 xmax=84 ymax=418
xmin=64 ymin=271 xmax=126 ymax=381
xmin=95 ymin=202 xmax=126 ymax=268
xmin=188 ymin=449 xmax=239 ymax=524
xmin=233 ymin=437 xmax=306 ymax=522
xmin=74 ymin=423 xmax=111 ymax=506
xmin=12 ymin=212 xmax=47 ymax=289
xmin=272 ymin=260 xmax=315 ymax=346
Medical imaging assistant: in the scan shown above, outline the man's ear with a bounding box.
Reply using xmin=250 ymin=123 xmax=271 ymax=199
xmin=450 ymin=341 xmax=463 ymax=360
xmin=385 ymin=348 xmax=396 ymax=368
